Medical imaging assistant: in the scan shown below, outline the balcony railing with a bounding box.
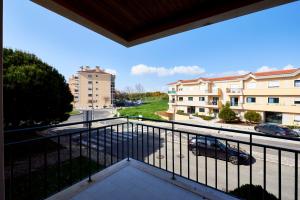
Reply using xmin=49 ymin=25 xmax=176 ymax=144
xmin=168 ymin=91 xmax=176 ymax=94
xmin=226 ymin=88 xmax=243 ymax=93
xmin=4 ymin=117 xmax=300 ymax=200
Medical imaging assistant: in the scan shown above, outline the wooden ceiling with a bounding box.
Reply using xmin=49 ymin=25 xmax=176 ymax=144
xmin=32 ymin=0 xmax=294 ymax=47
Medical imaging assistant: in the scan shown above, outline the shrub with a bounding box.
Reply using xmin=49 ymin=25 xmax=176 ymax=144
xmin=196 ymin=114 xmax=214 ymax=121
xmin=230 ymin=184 xmax=278 ymax=200
xmin=244 ymin=111 xmax=262 ymax=124
xmin=218 ymin=102 xmax=238 ymax=123
xmin=287 ymin=125 xmax=300 ymax=129
xmin=176 ymin=110 xmax=188 ymax=115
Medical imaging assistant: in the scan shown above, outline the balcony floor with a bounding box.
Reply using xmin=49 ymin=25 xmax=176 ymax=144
xmin=46 ymin=159 xmax=237 ymax=200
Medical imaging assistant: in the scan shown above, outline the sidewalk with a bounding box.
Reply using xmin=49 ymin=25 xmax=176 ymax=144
xmin=178 ymin=116 xmax=256 ymax=132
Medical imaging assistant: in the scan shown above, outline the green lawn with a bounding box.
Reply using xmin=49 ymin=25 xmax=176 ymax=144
xmin=118 ymin=97 xmax=168 ymax=120
xmin=68 ymin=110 xmax=81 ymax=115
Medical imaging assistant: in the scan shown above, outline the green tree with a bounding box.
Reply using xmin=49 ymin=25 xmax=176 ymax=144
xmin=4 ymin=48 xmax=73 ymax=128
xmin=230 ymin=184 xmax=277 ymax=200
xmin=244 ymin=111 xmax=261 ymax=124
xmin=218 ymin=102 xmax=238 ymax=123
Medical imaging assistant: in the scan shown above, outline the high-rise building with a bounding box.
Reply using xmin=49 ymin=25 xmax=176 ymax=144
xmin=69 ymin=66 xmax=115 ymax=109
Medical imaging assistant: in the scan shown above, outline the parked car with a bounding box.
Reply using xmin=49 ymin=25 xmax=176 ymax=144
xmin=188 ymin=136 xmax=254 ymax=165
xmin=254 ymin=124 xmax=300 ymax=137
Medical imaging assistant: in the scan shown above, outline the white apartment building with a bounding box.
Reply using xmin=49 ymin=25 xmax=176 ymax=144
xmin=167 ymin=68 xmax=300 ymax=125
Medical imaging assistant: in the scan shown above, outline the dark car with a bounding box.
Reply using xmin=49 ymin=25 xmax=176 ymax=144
xmin=188 ymin=136 xmax=254 ymax=165
xmin=254 ymin=124 xmax=299 ymax=137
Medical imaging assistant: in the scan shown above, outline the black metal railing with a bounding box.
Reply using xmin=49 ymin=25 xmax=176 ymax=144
xmin=4 ymin=117 xmax=300 ymax=200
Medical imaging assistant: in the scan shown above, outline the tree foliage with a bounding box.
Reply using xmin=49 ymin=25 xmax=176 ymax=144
xmin=244 ymin=111 xmax=262 ymax=124
xmin=4 ymin=48 xmax=73 ymax=128
xmin=218 ymin=102 xmax=238 ymax=123
xmin=230 ymin=184 xmax=277 ymax=200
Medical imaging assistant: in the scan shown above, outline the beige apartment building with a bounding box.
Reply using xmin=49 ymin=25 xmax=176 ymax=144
xmin=167 ymin=68 xmax=300 ymax=125
xmin=69 ymin=66 xmax=115 ymax=109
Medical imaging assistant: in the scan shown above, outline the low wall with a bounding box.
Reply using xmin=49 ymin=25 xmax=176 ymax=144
xmin=174 ymin=113 xmax=190 ymax=121
xmin=156 ymin=111 xmax=173 ymax=120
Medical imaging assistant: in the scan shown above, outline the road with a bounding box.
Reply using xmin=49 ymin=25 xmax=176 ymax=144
xmin=63 ymin=109 xmax=113 ymax=123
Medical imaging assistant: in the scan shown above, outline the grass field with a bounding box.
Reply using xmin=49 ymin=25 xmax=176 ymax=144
xmin=68 ymin=110 xmax=81 ymax=115
xmin=118 ymin=97 xmax=168 ymax=120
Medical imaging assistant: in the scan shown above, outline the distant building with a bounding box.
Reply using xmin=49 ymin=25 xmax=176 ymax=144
xmin=69 ymin=66 xmax=115 ymax=109
xmin=167 ymin=68 xmax=300 ymax=125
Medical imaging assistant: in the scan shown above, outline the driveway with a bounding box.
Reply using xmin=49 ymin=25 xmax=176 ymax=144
xmin=64 ymin=109 xmax=114 ymax=124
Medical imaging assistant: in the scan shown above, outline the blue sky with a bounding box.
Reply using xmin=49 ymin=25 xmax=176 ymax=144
xmin=4 ymin=1 xmax=300 ymax=91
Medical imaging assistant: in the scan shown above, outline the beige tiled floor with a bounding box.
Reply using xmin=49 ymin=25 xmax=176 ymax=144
xmin=47 ymin=159 xmax=238 ymax=200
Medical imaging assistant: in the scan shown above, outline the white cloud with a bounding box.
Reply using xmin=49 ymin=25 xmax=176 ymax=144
xmin=104 ymin=68 xmax=117 ymax=75
xmin=283 ymin=64 xmax=296 ymax=70
xmin=131 ymin=64 xmax=205 ymax=76
xmin=256 ymin=66 xmax=278 ymax=72
xmin=256 ymin=65 xmax=297 ymax=72
xmin=205 ymin=70 xmax=250 ymax=77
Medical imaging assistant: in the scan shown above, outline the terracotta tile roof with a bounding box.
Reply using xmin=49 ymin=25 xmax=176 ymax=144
xmin=167 ymin=68 xmax=299 ymax=85
xmin=206 ymin=74 xmax=248 ymax=81
xmin=78 ymin=69 xmax=109 ymax=74
xmin=253 ymin=68 xmax=298 ymax=77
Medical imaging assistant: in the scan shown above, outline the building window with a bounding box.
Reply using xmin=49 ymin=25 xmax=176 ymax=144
xmin=88 ymin=81 xmax=92 ymax=84
xmin=96 ymin=75 xmax=98 ymax=77
xmin=247 ymin=82 xmax=256 ymax=89
xmin=295 ymin=115 xmax=300 ymax=122
xmin=295 ymin=80 xmax=300 ymax=87
xmin=178 ymin=97 xmax=183 ymax=101
xmin=294 ymin=98 xmax=300 ymax=105
xmin=199 ymin=97 xmax=205 ymax=101
xmin=88 ymin=88 xmax=92 ymax=90
xmin=246 ymin=97 xmax=256 ymax=103
xmin=96 ymin=81 xmax=98 ymax=84
xmin=88 ymin=94 xmax=92 ymax=97
xmin=268 ymin=97 xmax=279 ymax=104
xmin=74 ymin=89 xmax=78 ymax=92
xmin=88 ymin=74 xmax=92 ymax=78
xmin=268 ymin=81 xmax=279 ymax=88
xmin=188 ymin=97 xmax=193 ymax=101
xmin=199 ymin=108 xmax=205 ymax=112
xmin=213 ymin=109 xmax=219 ymax=114
xmin=96 ymin=88 xmax=98 ymax=90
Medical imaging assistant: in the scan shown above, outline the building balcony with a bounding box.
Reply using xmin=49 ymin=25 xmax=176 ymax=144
xmin=242 ymin=103 xmax=300 ymax=113
xmin=243 ymin=88 xmax=300 ymax=96
xmin=174 ymin=89 xmax=220 ymax=96
xmin=176 ymin=100 xmax=207 ymax=107
xmin=168 ymin=91 xmax=176 ymax=94
xmin=226 ymin=88 xmax=243 ymax=95
xmin=176 ymin=90 xmax=208 ymax=96
xmin=4 ymin=117 xmax=299 ymax=200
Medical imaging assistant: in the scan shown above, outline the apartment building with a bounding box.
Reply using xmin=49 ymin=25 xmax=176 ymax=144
xmin=69 ymin=66 xmax=115 ymax=109
xmin=167 ymin=68 xmax=300 ymax=125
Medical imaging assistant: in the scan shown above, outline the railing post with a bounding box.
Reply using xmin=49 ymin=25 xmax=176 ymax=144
xmin=88 ymin=121 xmax=92 ymax=183
xmin=172 ymin=121 xmax=175 ymax=180
xmin=249 ymin=132 xmax=253 ymax=198
xmin=127 ymin=116 xmax=130 ymax=161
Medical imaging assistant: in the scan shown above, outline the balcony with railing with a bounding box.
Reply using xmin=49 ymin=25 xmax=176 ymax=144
xmin=4 ymin=117 xmax=299 ymax=200
xmin=226 ymin=88 xmax=243 ymax=95
xmin=167 ymin=90 xmax=176 ymax=94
